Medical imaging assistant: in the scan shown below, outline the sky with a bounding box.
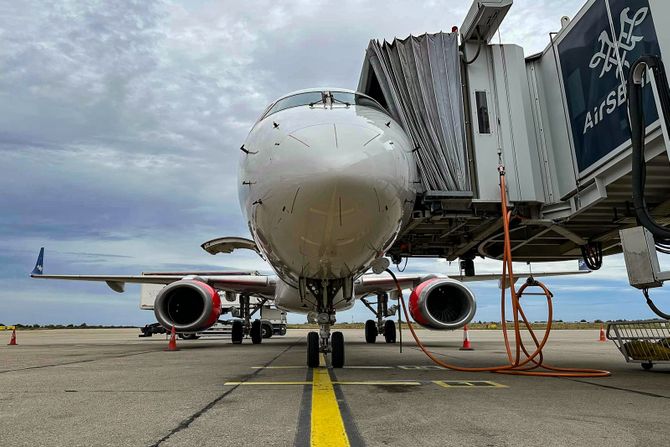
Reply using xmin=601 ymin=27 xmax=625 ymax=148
xmin=1 ymin=0 xmax=669 ymax=327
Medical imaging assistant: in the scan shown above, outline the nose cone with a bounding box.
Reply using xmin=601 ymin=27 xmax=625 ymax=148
xmin=250 ymin=120 xmax=413 ymax=280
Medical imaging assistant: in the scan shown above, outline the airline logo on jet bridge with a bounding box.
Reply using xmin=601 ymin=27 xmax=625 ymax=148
xmin=583 ymin=7 xmax=649 ymax=135
xmin=558 ymin=0 xmax=659 ymax=172
xmin=589 ymin=7 xmax=648 ymax=79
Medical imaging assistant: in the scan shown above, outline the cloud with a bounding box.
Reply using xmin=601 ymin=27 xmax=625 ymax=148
xmin=5 ymin=0 xmax=652 ymax=326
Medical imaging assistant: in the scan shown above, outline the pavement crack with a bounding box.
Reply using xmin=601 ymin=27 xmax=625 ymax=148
xmin=570 ymin=379 xmax=670 ymax=399
xmin=0 ymin=349 xmax=158 ymax=374
xmin=149 ymin=341 xmax=300 ymax=447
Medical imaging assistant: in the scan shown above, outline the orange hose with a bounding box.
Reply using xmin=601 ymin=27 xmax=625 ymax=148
xmin=394 ymin=167 xmax=610 ymax=378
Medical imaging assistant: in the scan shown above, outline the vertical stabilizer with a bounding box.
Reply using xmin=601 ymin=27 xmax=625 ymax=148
xmin=31 ymin=247 xmax=44 ymax=275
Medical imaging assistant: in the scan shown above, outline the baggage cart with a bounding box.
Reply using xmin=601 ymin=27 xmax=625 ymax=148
xmin=606 ymin=320 xmax=670 ymax=370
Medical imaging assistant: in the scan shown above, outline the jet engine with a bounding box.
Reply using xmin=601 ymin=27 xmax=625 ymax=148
xmin=153 ymin=279 xmax=221 ymax=332
xmin=408 ymin=278 xmax=476 ymax=330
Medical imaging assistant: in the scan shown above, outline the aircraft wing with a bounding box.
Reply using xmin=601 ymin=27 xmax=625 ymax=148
xmin=355 ymin=269 xmax=590 ymax=295
xmin=456 ymin=270 xmax=591 ymax=282
xmin=29 ymin=248 xmax=276 ymax=296
xmin=355 ymin=274 xmax=429 ymax=295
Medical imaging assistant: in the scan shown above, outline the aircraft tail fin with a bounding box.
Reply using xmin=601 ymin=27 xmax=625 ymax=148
xmin=31 ymin=247 xmax=44 ymax=275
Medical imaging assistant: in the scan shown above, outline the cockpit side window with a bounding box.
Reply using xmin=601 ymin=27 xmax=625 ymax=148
xmin=331 ymin=92 xmax=355 ymax=105
xmin=354 ymin=95 xmax=388 ymax=113
xmin=331 ymin=92 xmax=387 ymax=113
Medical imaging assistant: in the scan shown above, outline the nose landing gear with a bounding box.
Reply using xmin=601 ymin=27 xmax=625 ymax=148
xmin=307 ymin=312 xmax=345 ymax=368
xmin=303 ymin=277 xmax=352 ymax=368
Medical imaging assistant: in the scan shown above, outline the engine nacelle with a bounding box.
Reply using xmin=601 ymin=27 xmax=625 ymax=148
xmin=408 ymin=278 xmax=476 ymax=330
xmin=153 ymin=280 xmax=221 ymax=332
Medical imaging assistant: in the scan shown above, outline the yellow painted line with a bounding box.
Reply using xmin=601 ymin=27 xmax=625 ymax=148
xmin=333 ymin=381 xmax=420 ymax=386
xmin=250 ymin=366 xmax=305 ymax=369
xmin=227 ymin=380 xmax=505 ymax=388
xmin=319 ymin=353 xmax=327 ymax=367
xmin=224 ymin=381 xmax=310 ymax=386
xmin=433 ymin=380 xmax=508 ymax=389
xmin=469 ymin=381 xmax=507 ymax=388
xmin=311 ymin=367 xmax=349 ymax=447
xmin=254 ymin=365 xmax=467 ymax=370
xmin=224 ymin=381 xmax=420 ymax=386
xmin=433 ymin=380 xmax=469 ymax=388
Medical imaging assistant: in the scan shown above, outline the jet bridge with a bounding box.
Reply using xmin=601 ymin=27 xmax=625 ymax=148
xmin=359 ymin=0 xmax=670 ymax=272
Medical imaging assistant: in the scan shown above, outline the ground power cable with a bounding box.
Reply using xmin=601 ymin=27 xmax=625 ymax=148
xmin=386 ymin=165 xmax=611 ymax=378
xmin=628 ymin=55 xmax=670 ymax=318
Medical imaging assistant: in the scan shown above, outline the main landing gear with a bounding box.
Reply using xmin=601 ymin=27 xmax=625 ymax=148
xmin=231 ymin=294 xmax=264 ymax=344
xmin=362 ymin=293 xmax=397 ymax=344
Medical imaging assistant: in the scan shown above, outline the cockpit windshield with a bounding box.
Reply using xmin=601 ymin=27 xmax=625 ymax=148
xmin=264 ymin=91 xmax=324 ymax=118
xmin=261 ymin=90 xmax=387 ymax=120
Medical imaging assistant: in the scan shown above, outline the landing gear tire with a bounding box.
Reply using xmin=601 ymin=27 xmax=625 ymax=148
xmin=231 ymin=320 xmax=243 ymax=344
xmin=331 ymin=331 xmax=345 ymax=368
xmin=251 ymin=319 xmax=263 ymax=344
xmin=365 ymin=319 xmax=378 ymax=343
xmin=384 ymin=320 xmax=396 ymax=343
xmin=262 ymin=323 xmax=273 ymax=339
xmin=307 ymin=332 xmax=319 ymax=368
xmin=641 ymin=362 xmax=654 ymax=370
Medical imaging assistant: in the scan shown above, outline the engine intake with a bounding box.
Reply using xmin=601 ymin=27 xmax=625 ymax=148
xmin=153 ymin=280 xmax=221 ymax=332
xmin=409 ymin=278 xmax=476 ymax=330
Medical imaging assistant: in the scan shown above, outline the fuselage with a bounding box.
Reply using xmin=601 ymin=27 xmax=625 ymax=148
xmin=238 ymin=89 xmax=417 ymax=312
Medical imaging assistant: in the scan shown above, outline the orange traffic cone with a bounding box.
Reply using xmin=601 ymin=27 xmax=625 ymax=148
xmin=599 ymin=325 xmax=606 ymax=342
xmin=459 ymin=324 xmax=474 ymax=351
xmin=7 ymin=328 xmax=17 ymax=346
xmin=167 ymin=326 xmax=178 ymax=351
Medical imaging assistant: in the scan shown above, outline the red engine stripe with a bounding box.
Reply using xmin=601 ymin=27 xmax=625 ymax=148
xmin=188 ymin=280 xmax=222 ymax=328
xmin=409 ymin=278 xmax=439 ymax=327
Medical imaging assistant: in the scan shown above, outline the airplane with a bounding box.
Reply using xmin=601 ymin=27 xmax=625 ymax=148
xmin=30 ymin=88 xmax=588 ymax=368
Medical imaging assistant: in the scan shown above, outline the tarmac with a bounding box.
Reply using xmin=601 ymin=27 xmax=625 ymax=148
xmin=0 ymin=328 xmax=668 ymax=447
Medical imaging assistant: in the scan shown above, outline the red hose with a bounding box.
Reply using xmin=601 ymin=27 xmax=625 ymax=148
xmin=394 ymin=168 xmax=610 ymax=378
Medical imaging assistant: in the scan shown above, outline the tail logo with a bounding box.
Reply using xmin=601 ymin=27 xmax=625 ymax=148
xmin=31 ymin=247 xmax=44 ymax=275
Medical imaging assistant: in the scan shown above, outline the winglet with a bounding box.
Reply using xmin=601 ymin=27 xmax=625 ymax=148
xmin=31 ymin=247 xmax=45 ymax=276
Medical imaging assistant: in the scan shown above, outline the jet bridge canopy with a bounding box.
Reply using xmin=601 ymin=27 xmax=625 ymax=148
xmin=359 ymin=32 xmax=471 ymax=193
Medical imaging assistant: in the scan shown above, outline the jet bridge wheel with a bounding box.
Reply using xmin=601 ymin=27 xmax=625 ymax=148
xmin=331 ymin=331 xmax=345 ymax=368
xmin=384 ymin=320 xmax=396 ymax=343
xmin=231 ymin=320 xmax=243 ymax=344
xmin=365 ymin=320 xmax=378 ymax=343
xmin=307 ymin=332 xmax=319 ymax=368
xmin=251 ymin=319 xmax=263 ymax=344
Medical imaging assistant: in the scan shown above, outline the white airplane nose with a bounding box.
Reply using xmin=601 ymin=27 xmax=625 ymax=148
xmin=250 ymin=121 xmax=412 ymax=280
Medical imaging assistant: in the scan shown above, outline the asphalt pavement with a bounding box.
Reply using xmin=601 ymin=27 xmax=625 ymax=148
xmin=1 ymin=328 xmax=668 ymax=446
